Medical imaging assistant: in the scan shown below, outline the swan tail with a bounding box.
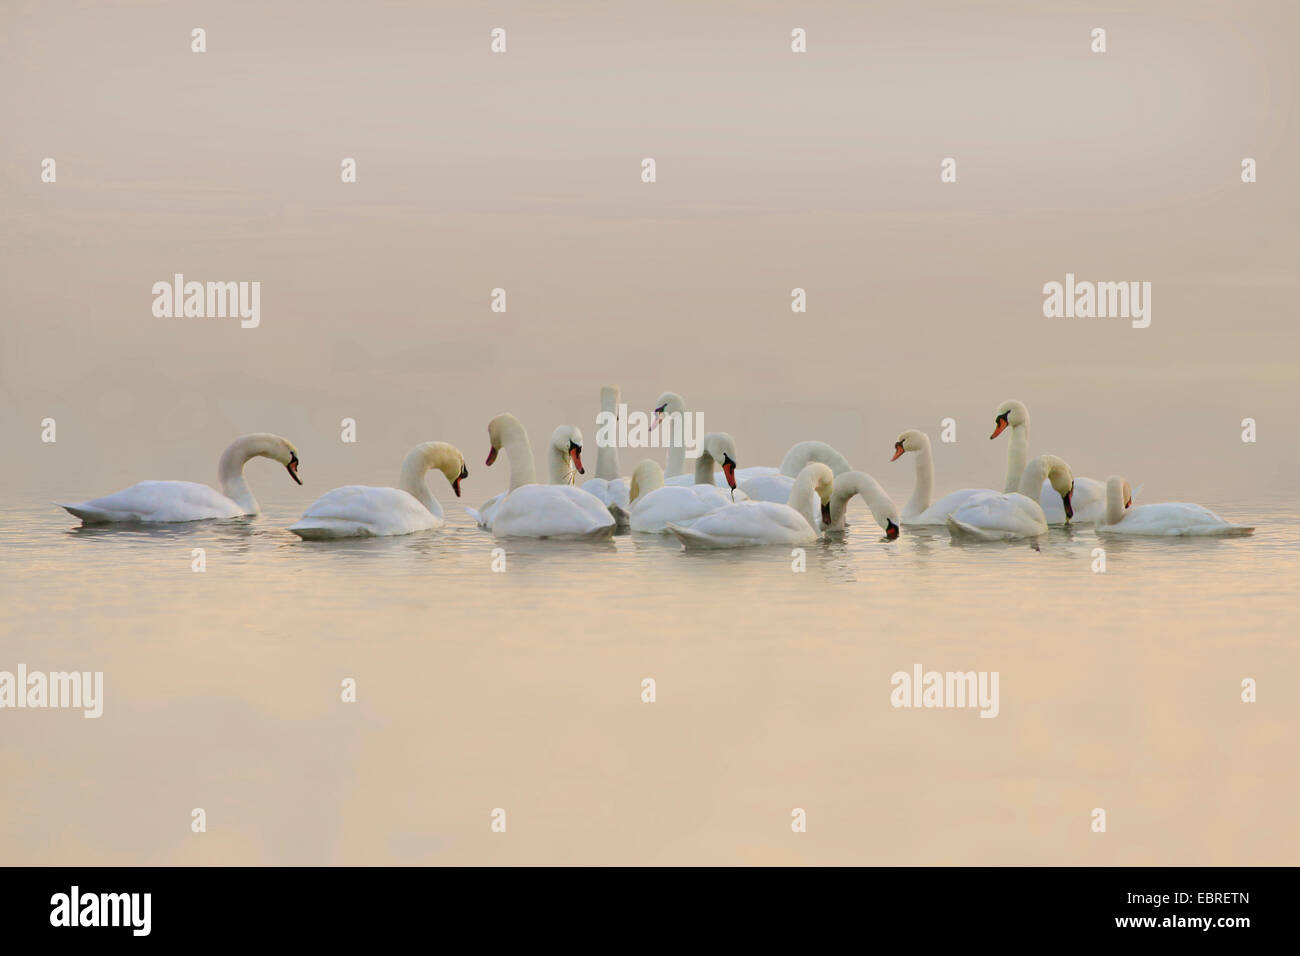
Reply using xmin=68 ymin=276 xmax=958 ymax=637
xmin=59 ymin=503 xmax=116 ymax=524
xmin=288 ymin=518 xmax=375 ymax=540
xmin=945 ymin=516 xmax=1002 ymax=541
xmin=666 ymin=522 xmax=716 ymax=549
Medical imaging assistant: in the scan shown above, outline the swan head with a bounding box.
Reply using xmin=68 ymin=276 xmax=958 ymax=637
xmin=551 ymin=424 xmax=585 ymax=477
xmin=702 ymin=432 xmax=739 ymax=490
xmin=651 ymin=391 xmax=685 ymax=431
xmin=484 ymin=413 xmax=524 ymax=466
xmin=1040 ymin=454 xmax=1075 ymax=520
xmin=797 ymin=462 xmax=836 ymax=526
xmin=431 ymin=443 xmax=469 ymax=498
xmin=233 ymin=433 xmax=302 ymax=485
xmin=991 ymin=400 xmax=1028 ymax=440
xmin=891 ymin=428 xmax=930 ymax=461
xmin=629 ymin=459 xmax=664 ymax=504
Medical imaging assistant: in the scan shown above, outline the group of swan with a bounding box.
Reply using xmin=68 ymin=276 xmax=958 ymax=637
xmin=57 ymin=392 xmax=1253 ymax=545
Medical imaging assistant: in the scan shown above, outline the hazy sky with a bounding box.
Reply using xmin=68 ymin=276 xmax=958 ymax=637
xmin=3 ymin=0 xmax=1296 ymax=506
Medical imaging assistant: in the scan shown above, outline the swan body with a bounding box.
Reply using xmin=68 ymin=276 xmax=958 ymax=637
xmin=891 ymin=429 xmax=995 ymax=526
xmin=1095 ymin=477 xmax=1254 ymax=537
xmin=946 ymin=455 xmax=1074 ymax=541
xmin=740 ymin=441 xmax=852 ymax=503
xmin=478 ymin=414 xmax=614 ymax=539
xmin=667 ymin=463 xmax=833 ymax=550
xmin=59 ymin=433 xmax=301 ymax=524
xmin=626 ymin=460 xmax=733 ymax=533
xmin=289 ymin=442 xmax=466 ymax=539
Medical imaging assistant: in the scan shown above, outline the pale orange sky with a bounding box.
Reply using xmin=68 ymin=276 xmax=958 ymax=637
xmin=2 ymin=0 xmax=1296 ymax=506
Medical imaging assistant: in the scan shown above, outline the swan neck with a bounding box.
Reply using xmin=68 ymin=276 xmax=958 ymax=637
xmin=548 ymin=443 xmax=575 ymax=485
xmin=501 ymin=425 xmax=536 ymax=490
xmin=1017 ymin=457 xmax=1049 ymax=499
xmin=217 ymin=437 xmax=261 ymax=514
xmin=398 ymin=446 xmax=441 ymax=516
xmin=787 ymin=470 xmax=821 ymax=531
xmin=780 ymin=441 xmax=851 ymax=478
xmin=1004 ymin=424 xmax=1029 ymax=493
xmin=1105 ymin=478 xmax=1126 ymax=525
xmin=906 ymin=439 xmax=934 ymax=517
xmin=595 ymin=394 xmax=620 ymax=479
xmin=693 ymin=450 xmax=716 ymax=485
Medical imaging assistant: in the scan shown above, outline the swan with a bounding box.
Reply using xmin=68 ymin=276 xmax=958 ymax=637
xmin=666 ymin=463 xmax=834 ymax=550
xmin=59 ymin=433 xmax=302 ymax=524
xmin=1095 ymin=476 xmax=1254 ymax=537
xmin=990 ymin=400 xmax=1109 ymax=525
xmin=466 ymin=422 xmax=585 ymax=529
xmin=657 ymin=430 xmax=743 ymax=493
xmin=891 ymin=429 xmax=998 ymax=526
xmin=946 ymin=454 xmax=1075 ymax=541
xmin=582 ymin=384 xmax=632 ymax=525
xmin=479 ymin=413 xmax=615 ymax=539
xmin=741 ymin=441 xmax=853 ymax=503
xmin=825 ymin=471 xmax=901 ymax=538
xmin=627 ymin=459 xmax=734 ymax=533
xmin=651 ymin=391 xmax=771 ymax=487
xmin=288 ymin=442 xmax=467 ymax=539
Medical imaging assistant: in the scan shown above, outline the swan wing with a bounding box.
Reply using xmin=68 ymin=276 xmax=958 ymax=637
xmin=947 ymin=492 xmax=1047 ymax=540
xmin=1100 ymin=502 xmax=1255 ymax=536
xmin=739 ymin=474 xmax=794 ymax=503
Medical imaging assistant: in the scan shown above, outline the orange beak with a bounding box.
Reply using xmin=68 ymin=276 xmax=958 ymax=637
xmin=891 ymin=443 xmax=905 ymax=462
xmin=990 ymin=419 xmax=1008 ymax=440
xmin=570 ymin=447 xmax=584 ymax=475
xmin=485 ymin=447 xmax=498 ymax=466
xmin=721 ymin=461 xmax=736 ymax=490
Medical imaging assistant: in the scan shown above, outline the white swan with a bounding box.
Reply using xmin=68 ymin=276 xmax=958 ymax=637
xmin=991 ymin=400 xmax=1109 ymax=525
xmin=826 ymin=471 xmax=901 ymax=538
xmin=667 ymin=463 xmax=833 ymax=550
xmin=651 ymin=391 xmax=772 ymax=488
xmin=656 ymin=430 xmax=744 ymax=494
xmin=288 ymin=442 xmax=467 ymax=539
xmin=741 ymin=441 xmax=853 ymax=503
xmin=582 ymin=384 xmax=631 ymax=525
xmin=478 ymin=413 xmax=615 ymax=539
xmin=627 ymin=459 xmax=734 ymax=533
xmin=59 ymin=433 xmax=302 ymax=524
xmin=1095 ymin=476 xmax=1254 ymax=537
xmin=891 ymin=429 xmax=997 ymax=526
xmin=466 ymin=422 xmax=585 ymax=529
xmin=946 ymin=454 xmax=1075 ymax=541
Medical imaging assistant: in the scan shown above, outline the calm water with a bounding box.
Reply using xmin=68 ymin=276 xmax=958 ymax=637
xmin=1 ymin=492 xmax=1296 ymax=865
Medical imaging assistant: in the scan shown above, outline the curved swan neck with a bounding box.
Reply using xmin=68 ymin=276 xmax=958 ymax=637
xmin=786 ymin=467 xmax=822 ymax=530
xmin=398 ymin=443 xmax=444 ymax=518
xmin=831 ymin=471 xmax=892 ymax=529
xmin=595 ymin=388 xmax=621 ymax=480
xmin=780 ymin=441 xmax=852 ymax=478
xmin=217 ymin=435 xmax=274 ymax=514
xmin=1003 ymin=421 xmax=1029 ymax=493
xmin=1105 ymin=476 xmax=1126 ymax=525
xmin=906 ymin=434 xmax=935 ymax=516
xmin=497 ymin=419 xmax=536 ymax=490
xmin=1017 ymin=455 xmax=1049 ymax=499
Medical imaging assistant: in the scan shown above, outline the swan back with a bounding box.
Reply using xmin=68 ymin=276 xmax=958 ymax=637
xmin=779 ymin=441 xmax=852 ymax=478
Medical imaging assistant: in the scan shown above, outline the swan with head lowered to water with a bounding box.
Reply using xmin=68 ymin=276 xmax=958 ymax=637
xmin=1094 ymin=477 xmax=1254 ymax=537
xmin=59 ymin=433 xmax=302 ymax=524
xmin=740 ymin=441 xmax=854 ymax=503
xmin=824 ymin=470 xmax=901 ymax=539
xmin=474 ymin=413 xmax=615 ymax=539
xmin=288 ymin=442 xmax=467 ymax=539
xmin=945 ymin=454 xmax=1076 ymax=541
xmin=666 ymin=463 xmax=834 ymax=550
